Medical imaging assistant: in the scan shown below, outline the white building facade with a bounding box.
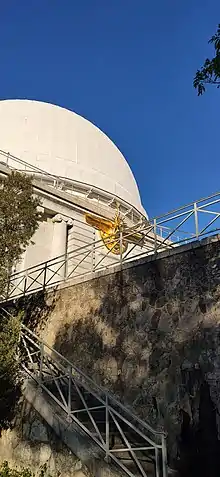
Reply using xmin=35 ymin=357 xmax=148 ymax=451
xmin=0 ymin=100 xmax=153 ymax=296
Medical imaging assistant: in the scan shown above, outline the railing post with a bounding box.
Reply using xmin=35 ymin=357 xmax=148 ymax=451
xmin=67 ymin=365 xmax=72 ymax=422
xmin=23 ymin=272 xmax=27 ymax=296
xmin=92 ymin=231 xmax=96 ymax=272
xmin=154 ymin=218 xmax=157 ymax=254
xmin=119 ymin=231 xmax=123 ymax=269
xmin=194 ymin=202 xmax=199 ymax=238
xmin=43 ymin=262 xmax=47 ymax=289
xmin=161 ymin=434 xmax=168 ymax=477
xmin=105 ymin=395 xmax=110 ymax=463
xmin=64 ymin=253 xmax=67 ymax=281
xmin=155 ymin=447 xmax=160 ymax=477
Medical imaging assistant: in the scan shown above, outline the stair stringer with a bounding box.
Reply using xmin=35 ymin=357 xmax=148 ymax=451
xmin=23 ymin=378 xmax=126 ymax=477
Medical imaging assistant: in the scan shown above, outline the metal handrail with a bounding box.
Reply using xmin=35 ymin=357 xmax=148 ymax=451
xmin=153 ymin=192 xmax=220 ymax=220
xmin=1 ymin=190 xmax=220 ymax=302
xmin=19 ymin=322 xmax=167 ymax=477
xmin=21 ymin=323 xmax=164 ymax=438
xmin=0 ymin=306 xmax=168 ymax=476
xmin=0 ymin=149 xmax=146 ymax=221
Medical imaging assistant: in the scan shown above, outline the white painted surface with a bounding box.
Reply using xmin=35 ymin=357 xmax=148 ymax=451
xmin=50 ymin=219 xmax=67 ymax=280
xmin=0 ymin=99 xmax=145 ymax=213
xmin=23 ymin=221 xmax=54 ymax=269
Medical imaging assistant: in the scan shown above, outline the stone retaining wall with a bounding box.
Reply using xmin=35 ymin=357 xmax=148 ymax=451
xmin=10 ymin=235 xmax=220 ymax=476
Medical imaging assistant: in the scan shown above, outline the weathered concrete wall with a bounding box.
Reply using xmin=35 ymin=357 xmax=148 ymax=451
xmin=12 ymin=235 xmax=220 ymax=476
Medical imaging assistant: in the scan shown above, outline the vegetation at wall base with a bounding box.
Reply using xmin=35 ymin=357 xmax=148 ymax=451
xmin=0 ymin=312 xmax=22 ymax=433
xmin=0 ymin=461 xmax=49 ymax=477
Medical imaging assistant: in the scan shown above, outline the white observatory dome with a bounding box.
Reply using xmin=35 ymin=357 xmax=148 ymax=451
xmin=0 ymin=99 xmax=145 ymax=214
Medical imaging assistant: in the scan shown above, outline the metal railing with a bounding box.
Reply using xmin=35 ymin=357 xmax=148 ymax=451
xmin=0 ymin=149 xmax=145 ymax=223
xmin=1 ymin=191 xmax=220 ymax=302
xmin=18 ymin=322 xmax=167 ymax=477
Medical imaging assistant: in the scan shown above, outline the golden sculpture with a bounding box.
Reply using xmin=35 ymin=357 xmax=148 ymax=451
xmin=85 ymin=207 xmax=144 ymax=255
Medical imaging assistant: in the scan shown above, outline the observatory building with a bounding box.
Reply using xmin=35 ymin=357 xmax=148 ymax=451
xmin=0 ymin=99 xmax=151 ymax=289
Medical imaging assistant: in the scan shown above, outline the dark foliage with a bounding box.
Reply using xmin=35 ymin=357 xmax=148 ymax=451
xmin=0 ymin=312 xmax=21 ymax=432
xmin=194 ymin=24 xmax=220 ymax=95
xmin=0 ymin=171 xmax=41 ymax=431
xmin=0 ymin=171 xmax=40 ymax=295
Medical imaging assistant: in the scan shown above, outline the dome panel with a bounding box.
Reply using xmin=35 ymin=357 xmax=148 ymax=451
xmin=0 ymin=99 xmax=145 ymax=214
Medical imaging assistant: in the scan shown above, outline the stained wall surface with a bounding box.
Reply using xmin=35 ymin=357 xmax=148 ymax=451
xmin=0 ymin=400 xmax=86 ymax=477
xmin=15 ymin=235 xmax=220 ymax=476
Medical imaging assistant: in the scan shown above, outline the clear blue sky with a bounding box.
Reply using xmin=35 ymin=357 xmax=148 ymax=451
xmin=0 ymin=1 xmax=219 ymax=217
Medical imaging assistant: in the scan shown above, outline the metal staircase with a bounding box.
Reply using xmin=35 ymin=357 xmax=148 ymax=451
xmin=14 ymin=320 xmax=167 ymax=477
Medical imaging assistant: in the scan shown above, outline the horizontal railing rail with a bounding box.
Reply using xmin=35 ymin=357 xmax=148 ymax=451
xmin=1 ymin=190 xmax=220 ymax=302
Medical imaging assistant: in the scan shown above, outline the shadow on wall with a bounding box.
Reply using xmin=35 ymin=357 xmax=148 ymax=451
xmin=49 ymin=240 xmax=220 ymax=477
xmin=0 ymin=370 xmax=21 ymax=435
xmin=178 ymin=381 xmax=220 ymax=477
xmin=0 ymin=309 xmax=21 ymax=434
xmin=5 ymin=288 xmax=58 ymax=329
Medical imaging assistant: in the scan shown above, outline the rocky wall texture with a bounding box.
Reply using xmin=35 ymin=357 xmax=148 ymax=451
xmin=0 ymin=399 xmax=87 ymax=477
xmin=14 ymin=235 xmax=220 ymax=477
